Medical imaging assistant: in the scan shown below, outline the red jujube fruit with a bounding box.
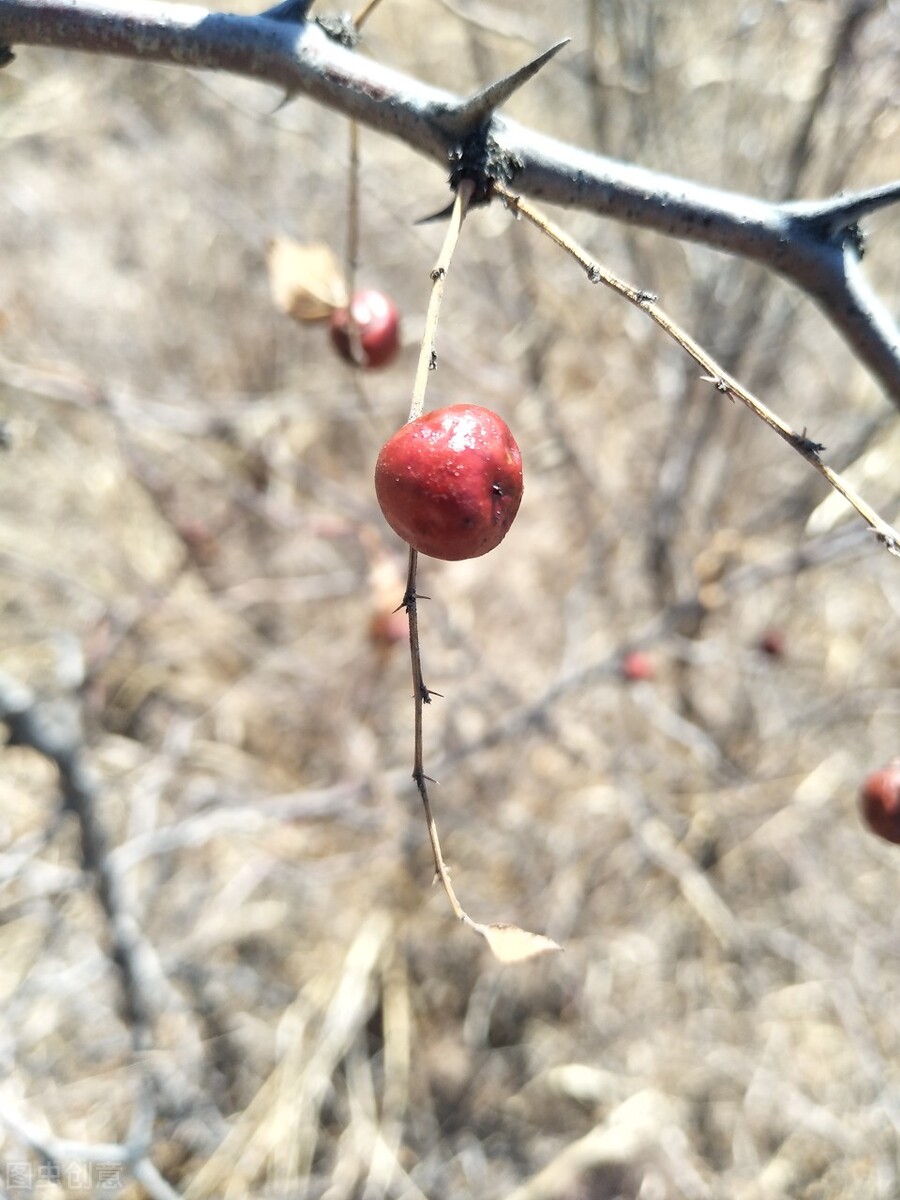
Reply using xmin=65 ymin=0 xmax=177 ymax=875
xmin=375 ymin=404 xmax=523 ymax=561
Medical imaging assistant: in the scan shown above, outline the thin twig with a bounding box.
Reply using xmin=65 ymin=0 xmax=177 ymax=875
xmin=352 ymin=0 xmax=386 ymax=29
xmin=402 ymin=549 xmax=470 ymax=926
xmin=340 ymin=0 xmax=388 ymax=363
xmin=496 ymin=186 xmax=900 ymax=558
xmin=409 ymin=181 xmax=473 ymax=423
xmin=340 ymin=118 xmax=368 ymax=365
xmin=345 ymin=120 xmax=360 ymax=299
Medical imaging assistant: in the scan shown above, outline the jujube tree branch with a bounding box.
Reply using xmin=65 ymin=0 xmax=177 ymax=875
xmin=0 ymin=0 xmax=898 ymax=401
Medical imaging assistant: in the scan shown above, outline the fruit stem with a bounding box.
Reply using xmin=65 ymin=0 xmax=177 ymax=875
xmin=400 ymin=182 xmax=481 ymax=927
xmin=352 ymin=0 xmax=386 ymax=28
xmin=345 ymin=119 xmax=360 ymax=305
xmin=403 ymin=547 xmax=472 ymax=926
xmin=341 ymin=119 xmax=367 ymax=367
xmin=408 ymin=180 xmax=474 ymax=423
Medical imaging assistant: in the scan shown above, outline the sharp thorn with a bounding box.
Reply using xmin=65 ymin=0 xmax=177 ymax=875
xmin=270 ymin=90 xmax=298 ymax=114
xmin=259 ymin=0 xmax=314 ymax=23
xmin=415 ymin=201 xmax=458 ymax=225
xmin=436 ymin=39 xmax=570 ymax=136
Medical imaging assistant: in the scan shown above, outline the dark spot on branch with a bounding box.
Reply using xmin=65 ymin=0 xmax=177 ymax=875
xmin=316 ymin=14 xmax=357 ymax=46
xmin=845 ymin=223 xmax=866 ymax=260
xmin=448 ymin=124 xmax=523 ymax=206
xmin=0 ymin=46 xmax=15 ymax=68
xmin=792 ymin=427 xmax=826 ymax=458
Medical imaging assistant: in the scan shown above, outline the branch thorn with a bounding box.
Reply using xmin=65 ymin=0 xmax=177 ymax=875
xmin=415 ymin=201 xmax=457 ymax=225
xmin=258 ymin=0 xmax=314 ymax=23
xmin=792 ymin=427 xmax=826 ymax=458
xmin=701 ymin=374 xmax=732 ymax=396
xmin=436 ymin=39 xmax=570 ymax=137
xmin=399 ymin=589 xmax=429 ymax=612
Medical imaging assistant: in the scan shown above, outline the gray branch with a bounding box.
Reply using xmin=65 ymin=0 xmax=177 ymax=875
xmin=0 ymin=0 xmax=899 ymax=401
xmin=0 ymin=669 xmax=162 ymax=1041
xmin=0 ymin=669 xmax=227 ymax=1157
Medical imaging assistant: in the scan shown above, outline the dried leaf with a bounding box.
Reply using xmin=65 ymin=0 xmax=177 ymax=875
xmin=479 ymin=922 xmax=562 ymax=964
xmin=267 ymin=237 xmax=347 ymax=322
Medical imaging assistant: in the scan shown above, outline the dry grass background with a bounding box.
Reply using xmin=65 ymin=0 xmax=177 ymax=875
xmin=1 ymin=1 xmax=900 ymax=1197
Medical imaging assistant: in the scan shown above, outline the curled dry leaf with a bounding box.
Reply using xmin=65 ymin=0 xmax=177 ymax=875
xmin=267 ymin=236 xmax=348 ymax=322
xmin=477 ymin=922 xmax=562 ymax=964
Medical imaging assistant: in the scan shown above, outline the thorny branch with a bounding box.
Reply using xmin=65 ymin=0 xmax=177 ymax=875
xmin=400 ymin=183 xmax=483 ymax=928
xmin=496 ymin=187 xmax=900 ymax=558
xmin=0 ymin=0 xmax=898 ymax=401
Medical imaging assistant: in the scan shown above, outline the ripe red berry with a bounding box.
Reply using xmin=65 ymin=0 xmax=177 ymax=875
xmin=859 ymin=761 xmax=900 ymax=844
xmin=758 ymin=629 xmax=786 ymax=658
xmin=330 ymin=289 xmax=400 ymax=369
xmin=620 ymin=650 xmax=655 ymax=682
xmin=374 ymin=404 xmax=523 ymax=561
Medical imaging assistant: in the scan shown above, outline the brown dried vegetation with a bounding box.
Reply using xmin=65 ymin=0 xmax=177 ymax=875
xmin=1 ymin=2 xmax=899 ymax=1197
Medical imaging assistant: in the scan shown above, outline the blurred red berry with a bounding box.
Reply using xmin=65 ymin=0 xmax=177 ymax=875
xmin=368 ymin=607 xmax=408 ymax=650
xmin=620 ymin=651 xmax=655 ymax=682
xmin=758 ymin=629 xmax=786 ymax=658
xmin=330 ymin=288 xmax=401 ymax=369
xmin=176 ymin=519 xmax=220 ymax=565
xmin=859 ymin=761 xmax=900 ymax=844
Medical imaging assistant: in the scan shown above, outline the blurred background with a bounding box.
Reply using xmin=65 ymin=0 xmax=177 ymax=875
xmin=1 ymin=1 xmax=899 ymax=1196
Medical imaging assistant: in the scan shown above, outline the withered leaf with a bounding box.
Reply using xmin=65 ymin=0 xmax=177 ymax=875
xmin=479 ymin=922 xmax=562 ymax=964
xmin=267 ymin=237 xmax=347 ymax=322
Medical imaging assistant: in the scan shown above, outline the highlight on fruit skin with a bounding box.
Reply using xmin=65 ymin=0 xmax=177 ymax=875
xmin=859 ymin=760 xmax=900 ymax=844
xmin=374 ymin=404 xmax=523 ymax=561
xmin=330 ymin=288 xmax=401 ymax=369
